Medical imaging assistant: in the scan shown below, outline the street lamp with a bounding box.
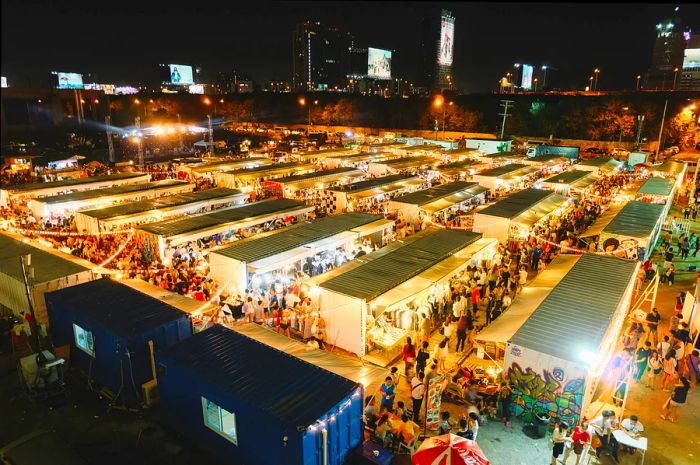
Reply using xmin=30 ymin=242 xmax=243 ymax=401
xmin=594 ymin=69 xmax=600 ymax=91
xmin=673 ymin=68 xmax=680 ymax=90
xmin=618 ymin=106 xmax=629 ymax=144
xmin=534 ymin=78 xmax=539 ymax=92
xmin=514 ymin=64 xmax=521 ymax=90
xmin=636 ymin=75 xmax=641 ymax=91
xmin=589 ymin=76 xmax=594 ymax=91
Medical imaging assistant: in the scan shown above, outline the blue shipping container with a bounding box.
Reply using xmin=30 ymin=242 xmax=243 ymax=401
xmin=46 ymin=278 xmax=192 ymax=406
xmin=157 ymin=325 xmax=364 ymax=465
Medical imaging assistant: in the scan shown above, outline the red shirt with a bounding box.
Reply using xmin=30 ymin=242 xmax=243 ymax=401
xmin=471 ymin=288 xmax=481 ymax=304
xmin=571 ymin=427 xmax=590 ymax=446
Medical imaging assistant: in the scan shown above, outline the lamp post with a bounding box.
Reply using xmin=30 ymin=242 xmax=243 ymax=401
xmin=533 ymin=78 xmax=539 ymax=93
xmin=594 ymin=69 xmax=600 ymax=91
xmin=514 ymin=64 xmax=521 ymax=90
xmin=673 ymin=68 xmax=680 ymax=90
xmin=589 ymin=76 xmax=594 ymax=91
xmin=636 ymin=75 xmax=642 ymax=91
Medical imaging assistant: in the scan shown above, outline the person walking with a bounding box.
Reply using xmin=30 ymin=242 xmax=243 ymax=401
xmin=499 ymin=382 xmax=513 ymax=428
xmin=550 ymin=421 xmax=568 ymax=465
xmin=402 ymin=337 xmax=417 ymax=378
xmin=645 ymin=350 xmax=663 ymax=390
xmin=410 ymin=374 xmax=425 ymax=423
xmin=645 ymin=308 xmax=661 ymax=346
xmin=456 ymin=315 xmax=468 ymax=353
xmin=415 ymin=341 xmax=430 ymax=379
xmin=661 ymin=377 xmax=691 ymax=422
xmin=665 ymin=263 xmax=676 ymax=286
xmin=635 ymin=342 xmax=652 ymax=382
xmin=661 ymin=353 xmax=678 ymax=391
xmin=380 ymin=376 xmax=396 ymax=413
xmin=563 ymin=419 xmax=591 ymax=465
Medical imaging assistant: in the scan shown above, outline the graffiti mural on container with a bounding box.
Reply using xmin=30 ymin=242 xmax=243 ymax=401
xmin=506 ymin=362 xmax=584 ymax=426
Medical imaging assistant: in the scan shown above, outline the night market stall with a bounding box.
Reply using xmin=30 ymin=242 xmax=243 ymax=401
xmin=650 ymin=160 xmax=686 ymax=179
xmin=522 ymin=154 xmax=571 ymax=172
xmin=472 ymin=188 xmax=570 ymax=243
xmin=29 ymin=180 xmax=193 ymax=220
xmin=74 ymin=188 xmax=247 ymax=234
xmin=360 ymin=141 xmax=409 ymax=153
xmin=264 ymin=167 xmax=365 ymax=200
xmin=387 ymin=181 xmax=488 ymax=224
xmin=322 ymin=174 xmax=426 ymax=214
xmin=576 ymin=156 xmax=622 ymax=174
xmin=156 ymin=324 xmax=363 ymax=465
xmin=595 ymin=200 xmax=666 ymax=260
xmin=0 ymin=172 xmax=151 ymax=208
xmin=367 ymin=155 xmax=438 ymax=177
xmin=471 ymin=163 xmax=538 ymax=191
xmin=138 ymin=199 xmax=314 ymax=261
xmin=431 ymin=147 xmax=482 ymax=164
xmin=634 ymin=176 xmax=676 ymax=207
xmin=307 ymin=228 xmax=497 ymax=365
xmin=46 ymin=278 xmax=192 ymax=406
xmin=0 ymin=233 xmax=94 ymax=326
xmin=503 ymin=254 xmax=638 ymax=427
xmin=323 ymin=151 xmax=402 ymax=170
xmin=208 ymin=213 xmax=392 ymax=294
xmin=393 ymin=144 xmax=444 ymax=157
xmin=213 ymin=162 xmax=315 ymax=192
xmin=465 ymin=138 xmax=513 ymax=154
xmin=539 ymin=170 xmax=599 ymax=196
xmin=477 ymin=151 xmax=526 ymax=166
xmin=294 ymin=148 xmax=358 ymax=164
xmin=180 ymin=157 xmax=273 ymax=178
xmin=434 ymin=159 xmax=489 ymax=182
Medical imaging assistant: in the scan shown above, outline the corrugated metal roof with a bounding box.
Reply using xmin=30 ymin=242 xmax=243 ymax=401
xmin=637 ymin=176 xmax=673 ymax=196
xmin=482 ymin=151 xmax=523 ymax=159
xmin=274 ymin=167 xmax=361 ymax=184
xmin=391 ymin=181 xmax=481 ymax=206
xmin=603 ymin=200 xmax=665 ymax=238
xmin=542 ymin=170 xmax=591 ymax=184
xmin=4 ymin=173 xmax=147 ymax=193
xmin=320 ymin=228 xmax=481 ymax=301
xmin=79 ymin=188 xmax=244 ymax=220
xmin=510 ymin=254 xmax=637 ymax=363
xmin=36 ymin=180 xmax=189 ymax=205
xmin=527 ymin=155 xmax=570 ymax=163
xmin=221 ymin=162 xmax=313 ymax=177
xmin=476 ymin=163 xmax=529 ymax=177
xmin=578 ymin=156 xmax=620 ymax=168
xmin=334 ymin=152 xmax=397 ymax=163
xmin=138 ymin=198 xmax=308 ymax=237
xmin=333 ymin=174 xmax=419 ymax=193
xmin=0 ymin=233 xmax=89 ymax=283
xmin=158 ymin=324 xmax=360 ymax=427
xmin=377 ymin=156 xmax=437 ymax=169
xmin=653 ymin=160 xmax=686 ymax=175
xmin=476 ymin=188 xmax=556 ymax=219
xmin=213 ymin=213 xmax=381 ymax=263
xmin=403 ymin=144 xmax=443 ymax=151
xmin=45 ymin=278 xmax=186 ymax=338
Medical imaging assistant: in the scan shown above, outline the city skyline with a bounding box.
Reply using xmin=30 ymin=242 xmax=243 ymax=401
xmin=2 ymin=1 xmax=700 ymax=92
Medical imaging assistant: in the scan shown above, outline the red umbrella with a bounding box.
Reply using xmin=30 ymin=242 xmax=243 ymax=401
xmin=412 ymin=434 xmax=490 ymax=465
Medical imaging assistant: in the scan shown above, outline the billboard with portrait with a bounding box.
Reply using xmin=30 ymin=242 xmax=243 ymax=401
xmin=168 ymin=64 xmax=194 ymax=86
xmin=521 ymin=64 xmax=534 ymax=90
xmin=438 ymin=13 xmax=455 ymax=66
xmin=367 ymin=48 xmax=392 ymax=79
xmin=54 ymin=72 xmax=84 ymax=89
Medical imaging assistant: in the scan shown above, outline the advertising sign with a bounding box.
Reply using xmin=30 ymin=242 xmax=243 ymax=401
xmin=168 ymin=64 xmax=194 ymax=85
xmin=1 ymin=77 xmax=7 ymax=88
xmin=683 ymin=48 xmax=700 ymax=69
xmin=521 ymin=64 xmax=534 ymax=90
xmin=83 ymin=83 xmax=116 ymax=94
xmin=367 ymin=48 xmax=392 ymax=79
xmin=438 ymin=13 xmax=455 ymax=66
xmin=425 ymin=374 xmax=447 ymax=429
xmin=54 ymin=72 xmax=84 ymax=89
xmin=188 ymin=84 xmax=204 ymax=94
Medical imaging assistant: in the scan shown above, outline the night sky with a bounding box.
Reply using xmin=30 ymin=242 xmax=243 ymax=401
xmin=2 ymin=1 xmax=699 ymax=92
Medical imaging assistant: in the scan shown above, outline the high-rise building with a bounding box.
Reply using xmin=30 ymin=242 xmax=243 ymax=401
xmin=645 ymin=7 xmax=687 ymax=90
xmin=417 ymin=9 xmax=455 ymax=91
xmin=292 ymin=21 xmax=354 ymax=91
xmin=680 ymin=32 xmax=700 ymax=91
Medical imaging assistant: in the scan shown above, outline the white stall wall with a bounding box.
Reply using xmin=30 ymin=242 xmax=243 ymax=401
xmin=208 ymin=253 xmax=248 ymax=295
xmin=472 ymin=214 xmax=510 ymax=243
xmin=318 ymin=289 xmax=365 ymax=356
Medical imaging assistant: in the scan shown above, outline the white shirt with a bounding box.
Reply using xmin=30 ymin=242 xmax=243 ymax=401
xmin=519 ymin=269 xmax=528 ymax=284
xmin=443 ymin=324 xmax=454 ymax=338
xmin=620 ymin=418 xmax=644 ymax=435
xmin=411 ymin=377 xmax=425 ymax=399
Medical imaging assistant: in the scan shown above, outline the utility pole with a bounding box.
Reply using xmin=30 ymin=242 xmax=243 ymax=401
xmin=499 ymin=100 xmax=514 ymax=140
xmin=689 ymin=154 xmax=700 ymax=206
xmin=105 ymin=115 xmax=115 ymax=163
xmin=20 ymin=255 xmax=41 ymax=353
xmin=634 ymin=115 xmax=645 ymax=150
xmin=654 ymin=99 xmax=669 ymax=162
xmin=135 ymin=116 xmax=144 ymax=169
xmin=207 ymin=114 xmax=214 ymax=157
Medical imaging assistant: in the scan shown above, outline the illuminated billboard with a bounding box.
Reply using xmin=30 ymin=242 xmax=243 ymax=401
xmin=188 ymin=84 xmax=204 ymax=94
xmin=367 ymin=48 xmax=392 ymax=79
xmin=438 ymin=12 xmax=455 ymax=66
xmin=684 ymin=49 xmax=700 ymax=69
xmin=168 ymin=64 xmax=194 ymax=85
xmin=83 ymin=83 xmax=116 ymax=94
xmin=521 ymin=64 xmax=534 ymax=90
xmin=53 ymin=72 xmax=84 ymax=89
xmin=1 ymin=77 xmax=7 ymax=88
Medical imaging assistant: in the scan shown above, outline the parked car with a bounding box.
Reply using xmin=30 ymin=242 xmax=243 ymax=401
xmin=583 ymin=147 xmax=606 ymax=155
